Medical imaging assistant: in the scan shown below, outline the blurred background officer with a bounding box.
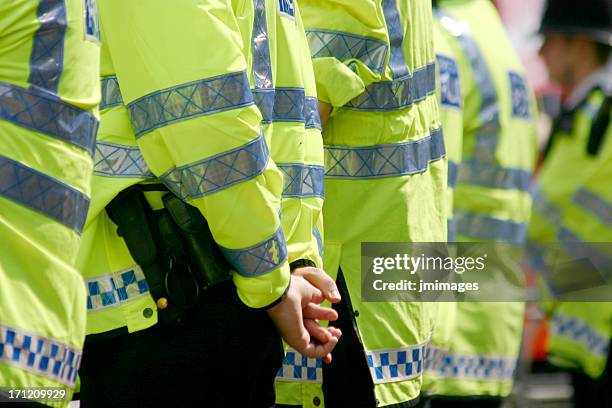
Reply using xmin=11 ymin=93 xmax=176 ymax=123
xmin=528 ymin=0 xmax=612 ymax=406
xmin=276 ymin=0 xmax=447 ymax=407
xmin=0 ymin=0 xmax=100 ymax=405
xmin=76 ymin=0 xmax=340 ymax=406
xmin=427 ymin=0 xmax=538 ymax=407
xmin=420 ymin=9 xmax=464 ymax=402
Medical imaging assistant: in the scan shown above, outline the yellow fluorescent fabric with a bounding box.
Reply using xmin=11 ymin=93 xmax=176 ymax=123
xmin=277 ymin=0 xmax=447 ymax=406
xmin=97 ymin=0 xmax=291 ymax=309
xmin=299 ymin=0 xmax=387 ymax=107
xmin=0 ymin=0 xmax=100 ymax=404
xmin=529 ymin=86 xmax=612 ymax=379
xmin=75 ymin=27 xmax=158 ymax=335
xmin=230 ymin=0 xmax=324 ymax=268
xmin=432 ymin=0 xmax=538 ymax=398
xmin=433 ymin=16 xmax=464 ymax=236
xmin=421 ymin=18 xmax=464 ymax=395
xmin=82 ymin=0 xmax=326 ymax=336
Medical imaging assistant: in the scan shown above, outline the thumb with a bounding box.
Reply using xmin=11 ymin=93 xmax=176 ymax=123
xmin=295 ymin=267 xmax=341 ymax=303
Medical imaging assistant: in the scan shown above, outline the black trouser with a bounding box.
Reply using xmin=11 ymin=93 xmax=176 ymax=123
xmin=425 ymin=396 xmax=502 ymax=408
xmin=321 ymin=270 xmax=420 ymax=408
xmin=571 ymin=339 xmax=612 ymax=408
xmin=0 ymin=393 xmax=48 ymax=407
xmin=79 ymin=281 xmax=283 ymax=408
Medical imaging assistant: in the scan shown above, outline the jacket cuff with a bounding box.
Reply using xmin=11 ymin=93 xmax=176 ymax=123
xmin=289 ymin=259 xmax=317 ymax=271
xmin=233 ymin=262 xmax=291 ymax=309
xmin=258 ymin=277 xmax=291 ymax=311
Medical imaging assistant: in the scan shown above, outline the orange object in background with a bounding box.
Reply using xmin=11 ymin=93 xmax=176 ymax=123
xmin=532 ymin=319 xmax=550 ymax=361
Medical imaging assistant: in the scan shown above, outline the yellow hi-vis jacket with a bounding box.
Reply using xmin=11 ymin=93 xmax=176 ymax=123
xmin=429 ymin=0 xmax=538 ymax=398
xmin=0 ymin=0 xmax=100 ymax=405
xmin=529 ymin=68 xmax=612 ymax=379
xmin=76 ymin=0 xmax=324 ymax=335
xmin=276 ymin=0 xmax=447 ymax=406
xmin=421 ymin=16 xmax=464 ymax=396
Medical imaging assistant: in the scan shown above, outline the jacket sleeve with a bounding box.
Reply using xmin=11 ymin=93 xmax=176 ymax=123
xmin=99 ymin=0 xmax=290 ymax=309
xmin=299 ymin=0 xmax=387 ymax=107
xmin=564 ymin=112 xmax=612 ymax=244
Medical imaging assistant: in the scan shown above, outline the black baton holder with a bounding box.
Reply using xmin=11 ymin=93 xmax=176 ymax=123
xmin=106 ymin=186 xmax=191 ymax=327
xmin=105 ymin=185 xmax=233 ymax=328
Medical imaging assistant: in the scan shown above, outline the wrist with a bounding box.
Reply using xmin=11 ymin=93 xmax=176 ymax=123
xmin=289 ymin=259 xmax=316 ymax=272
xmin=262 ymin=276 xmax=291 ymax=311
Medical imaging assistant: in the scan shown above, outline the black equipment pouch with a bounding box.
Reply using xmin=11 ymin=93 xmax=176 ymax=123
xmin=162 ymin=194 xmax=232 ymax=289
xmin=106 ymin=184 xmax=231 ymax=327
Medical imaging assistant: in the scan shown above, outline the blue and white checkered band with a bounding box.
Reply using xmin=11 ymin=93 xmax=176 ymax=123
xmin=0 ymin=154 xmax=90 ymax=234
xmin=278 ymin=343 xmax=428 ymax=384
xmin=86 ymin=267 xmax=150 ymax=312
xmin=509 ymin=71 xmax=531 ymax=119
xmin=573 ymin=188 xmax=612 ymax=227
xmin=437 ymin=54 xmax=461 ymax=109
xmin=100 ymin=76 xmax=123 ymax=110
xmin=454 ymin=210 xmax=528 ymax=244
xmin=324 ymin=127 xmax=446 ymax=179
xmin=278 ymin=0 xmax=295 ymax=19
xmin=220 ymin=226 xmax=288 ymax=277
xmin=127 ymin=71 xmax=254 ymax=138
xmin=367 ymin=343 xmax=428 ymax=384
xmin=160 ymin=132 xmax=269 ymax=201
xmin=0 ymin=323 xmax=82 ymax=386
xmin=83 ymin=0 xmax=101 ymax=43
xmin=424 ymin=345 xmax=448 ymax=375
xmin=94 ymin=142 xmax=153 ymax=179
xmin=306 ymin=30 xmax=388 ymax=74
xmin=276 ymin=349 xmax=322 ymax=383
xmin=427 ymin=348 xmax=517 ymax=381
xmin=552 ymin=314 xmax=610 ymax=358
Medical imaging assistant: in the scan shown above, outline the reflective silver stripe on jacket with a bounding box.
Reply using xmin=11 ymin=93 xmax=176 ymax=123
xmin=0 ymin=154 xmax=89 ymax=233
xmin=573 ymin=188 xmax=612 ymax=227
xmin=454 ymin=210 xmax=528 ymax=244
xmin=100 ymin=76 xmax=123 ymax=110
xmin=0 ymin=82 xmax=98 ymax=156
xmin=94 ymin=142 xmax=153 ymax=179
xmin=325 ymin=127 xmax=445 ymax=179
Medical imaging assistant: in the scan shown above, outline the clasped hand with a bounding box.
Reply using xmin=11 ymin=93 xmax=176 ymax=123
xmin=267 ymin=267 xmax=342 ymax=363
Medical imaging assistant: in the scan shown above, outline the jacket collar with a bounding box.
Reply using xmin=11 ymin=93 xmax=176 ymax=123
xmin=564 ymin=58 xmax=612 ymax=110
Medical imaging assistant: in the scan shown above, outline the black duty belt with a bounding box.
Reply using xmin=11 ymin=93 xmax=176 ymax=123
xmin=105 ymin=184 xmax=232 ymax=328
